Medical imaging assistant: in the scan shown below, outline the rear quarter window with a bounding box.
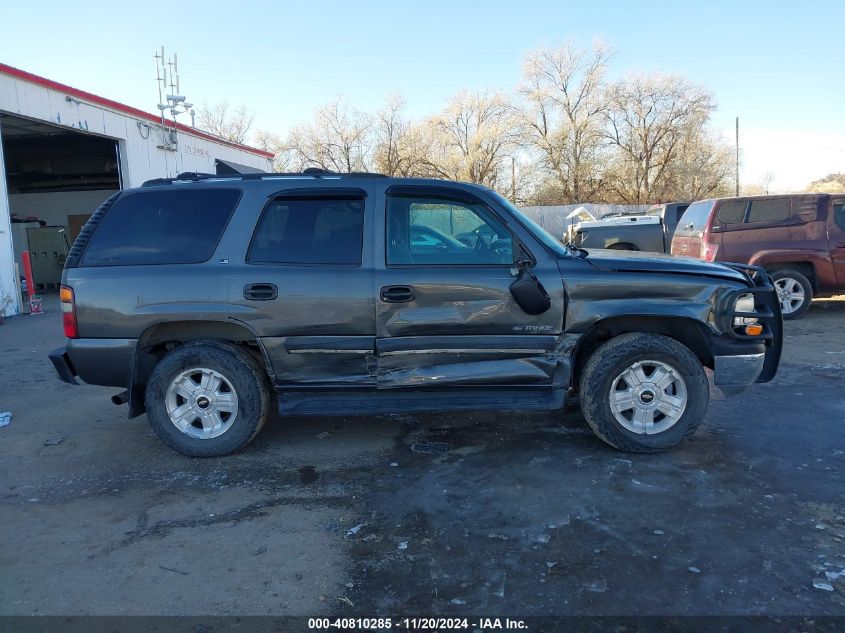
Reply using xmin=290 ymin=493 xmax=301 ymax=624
xmin=747 ymin=198 xmax=790 ymax=224
xmin=81 ymin=188 xmax=240 ymax=266
xmin=834 ymin=202 xmax=845 ymax=231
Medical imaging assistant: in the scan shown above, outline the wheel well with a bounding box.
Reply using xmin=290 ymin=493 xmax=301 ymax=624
xmin=606 ymin=242 xmax=639 ymax=251
xmin=764 ymin=262 xmax=817 ymax=291
xmin=571 ymin=316 xmax=712 ymax=388
xmin=129 ymin=321 xmax=268 ymax=417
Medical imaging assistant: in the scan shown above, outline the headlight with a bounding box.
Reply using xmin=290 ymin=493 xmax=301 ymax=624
xmin=733 ymin=293 xmax=757 ymax=327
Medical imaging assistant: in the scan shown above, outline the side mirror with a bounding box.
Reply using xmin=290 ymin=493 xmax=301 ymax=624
xmin=509 ymin=248 xmax=550 ymax=315
xmin=510 ymin=268 xmax=551 ymax=315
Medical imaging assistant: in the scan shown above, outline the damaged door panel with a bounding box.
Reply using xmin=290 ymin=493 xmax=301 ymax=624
xmin=260 ymin=336 xmax=376 ymax=386
xmin=375 ymin=187 xmax=566 ymax=389
xmin=376 ymin=334 xmax=562 ymax=388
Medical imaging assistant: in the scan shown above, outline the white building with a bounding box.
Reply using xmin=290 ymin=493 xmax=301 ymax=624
xmin=0 ymin=63 xmax=274 ymax=317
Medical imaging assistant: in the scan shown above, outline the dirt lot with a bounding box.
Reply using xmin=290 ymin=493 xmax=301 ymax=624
xmin=1 ymin=296 xmax=844 ymax=617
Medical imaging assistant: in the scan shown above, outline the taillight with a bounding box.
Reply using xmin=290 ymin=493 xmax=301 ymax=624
xmin=700 ymin=228 xmax=719 ymax=262
xmin=60 ymin=285 xmax=78 ymax=338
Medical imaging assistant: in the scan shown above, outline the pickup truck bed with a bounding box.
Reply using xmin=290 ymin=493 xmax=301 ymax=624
xmin=570 ymin=203 xmax=689 ymax=253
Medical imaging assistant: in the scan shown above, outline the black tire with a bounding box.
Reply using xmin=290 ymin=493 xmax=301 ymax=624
xmin=578 ymin=333 xmax=709 ymax=453
xmin=145 ymin=341 xmax=271 ymax=457
xmin=607 ymin=242 xmax=639 ymax=251
xmin=770 ymin=269 xmax=813 ymax=320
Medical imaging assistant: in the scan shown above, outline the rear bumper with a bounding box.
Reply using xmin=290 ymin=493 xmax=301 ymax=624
xmin=713 ymin=353 xmax=765 ymax=396
xmin=49 ymin=347 xmax=78 ymax=385
xmin=50 ymin=338 xmax=137 ymax=388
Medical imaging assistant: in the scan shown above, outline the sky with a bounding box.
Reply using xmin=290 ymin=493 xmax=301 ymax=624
xmin=1 ymin=0 xmax=843 ymax=191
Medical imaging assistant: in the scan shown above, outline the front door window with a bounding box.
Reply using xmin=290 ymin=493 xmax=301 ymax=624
xmin=387 ymin=197 xmax=513 ymax=266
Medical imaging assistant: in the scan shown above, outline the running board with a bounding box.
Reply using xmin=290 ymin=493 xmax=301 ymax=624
xmin=276 ymin=388 xmax=565 ymax=416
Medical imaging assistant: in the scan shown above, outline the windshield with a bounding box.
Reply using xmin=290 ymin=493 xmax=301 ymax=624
xmin=486 ymin=190 xmax=569 ymax=257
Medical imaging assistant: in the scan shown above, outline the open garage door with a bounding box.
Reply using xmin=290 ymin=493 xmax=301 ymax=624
xmin=0 ymin=113 xmax=120 ymax=310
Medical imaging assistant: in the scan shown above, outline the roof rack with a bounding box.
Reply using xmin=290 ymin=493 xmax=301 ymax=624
xmin=141 ymin=169 xmax=389 ymax=187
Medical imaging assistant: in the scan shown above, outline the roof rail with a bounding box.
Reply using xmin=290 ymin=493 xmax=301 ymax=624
xmin=141 ymin=169 xmax=388 ymax=187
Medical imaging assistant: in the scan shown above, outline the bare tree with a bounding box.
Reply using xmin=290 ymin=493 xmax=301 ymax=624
xmin=196 ymin=102 xmax=255 ymax=144
xmin=420 ymin=91 xmax=520 ymax=187
xmin=760 ymin=171 xmax=777 ymax=194
xmin=253 ymin=130 xmax=297 ymax=173
xmin=286 ymin=97 xmax=374 ymax=173
xmin=373 ymin=94 xmax=430 ymax=176
xmin=656 ymin=132 xmax=734 ymax=201
xmin=520 ymin=41 xmax=612 ymax=203
xmin=221 ymin=41 xmax=736 ymax=205
xmin=603 ymin=74 xmax=717 ymax=203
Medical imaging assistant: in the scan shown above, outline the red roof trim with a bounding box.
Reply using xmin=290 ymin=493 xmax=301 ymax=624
xmin=0 ymin=62 xmax=274 ymax=159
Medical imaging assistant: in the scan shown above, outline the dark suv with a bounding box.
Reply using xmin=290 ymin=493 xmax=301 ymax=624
xmin=50 ymin=171 xmax=783 ymax=456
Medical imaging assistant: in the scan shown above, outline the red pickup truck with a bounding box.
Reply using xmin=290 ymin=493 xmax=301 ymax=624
xmin=671 ymin=193 xmax=845 ymax=318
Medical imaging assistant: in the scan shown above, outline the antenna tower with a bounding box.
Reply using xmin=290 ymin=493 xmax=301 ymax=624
xmin=154 ymin=47 xmax=194 ymax=151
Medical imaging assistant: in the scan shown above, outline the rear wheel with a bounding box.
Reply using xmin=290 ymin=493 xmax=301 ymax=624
xmin=579 ymin=333 xmax=709 ymax=453
xmin=145 ymin=341 xmax=270 ymax=457
xmin=771 ymin=269 xmax=812 ymax=319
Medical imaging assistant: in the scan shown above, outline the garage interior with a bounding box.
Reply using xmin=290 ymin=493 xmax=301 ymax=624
xmin=1 ymin=112 xmax=121 ymax=296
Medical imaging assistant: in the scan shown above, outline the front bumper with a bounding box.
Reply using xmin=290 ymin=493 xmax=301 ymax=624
xmin=713 ymin=353 xmax=765 ymax=396
xmin=718 ymin=262 xmax=783 ymax=384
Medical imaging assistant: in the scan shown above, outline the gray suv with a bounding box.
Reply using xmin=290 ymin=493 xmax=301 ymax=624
xmin=50 ymin=171 xmax=783 ymax=457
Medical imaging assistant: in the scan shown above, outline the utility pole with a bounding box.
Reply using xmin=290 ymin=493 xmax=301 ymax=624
xmin=511 ymin=157 xmax=516 ymax=202
xmin=735 ymin=117 xmax=740 ymax=197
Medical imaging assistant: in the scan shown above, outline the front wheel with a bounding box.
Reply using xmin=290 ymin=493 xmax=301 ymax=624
xmin=578 ymin=333 xmax=709 ymax=453
xmin=145 ymin=341 xmax=270 ymax=457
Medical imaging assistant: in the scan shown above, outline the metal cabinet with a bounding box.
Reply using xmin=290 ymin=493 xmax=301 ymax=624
xmin=27 ymin=227 xmax=69 ymax=290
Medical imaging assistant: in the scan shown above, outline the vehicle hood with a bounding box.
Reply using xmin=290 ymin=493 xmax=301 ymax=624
xmin=579 ymin=248 xmax=750 ymax=284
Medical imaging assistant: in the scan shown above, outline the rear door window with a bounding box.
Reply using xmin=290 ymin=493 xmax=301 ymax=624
xmin=747 ymin=198 xmax=791 ymax=224
xmin=248 ymin=197 xmax=364 ymax=265
xmin=82 ymin=188 xmax=240 ymax=266
xmin=675 ymin=201 xmax=715 ymax=235
xmin=716 ymin=200 xmax=747 ymax=224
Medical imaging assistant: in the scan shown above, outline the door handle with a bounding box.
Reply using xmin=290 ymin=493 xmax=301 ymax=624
xmin=836 ymin=241 xmax=845 ymax=248
xmin=380 ymin=285 xmax=415 ymax=303
xmin=243 ymin=283 xmax=278 ymax=301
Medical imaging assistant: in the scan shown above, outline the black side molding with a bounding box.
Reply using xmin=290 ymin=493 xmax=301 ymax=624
xmin=49 ymin=347 xmax=79 ymax=385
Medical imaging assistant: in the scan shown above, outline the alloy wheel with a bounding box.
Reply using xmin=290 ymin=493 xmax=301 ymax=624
xmin=164 ymin=367 xmax=239 ymax=439
xmin=608 ymin=360 xmax=688 ymax=435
